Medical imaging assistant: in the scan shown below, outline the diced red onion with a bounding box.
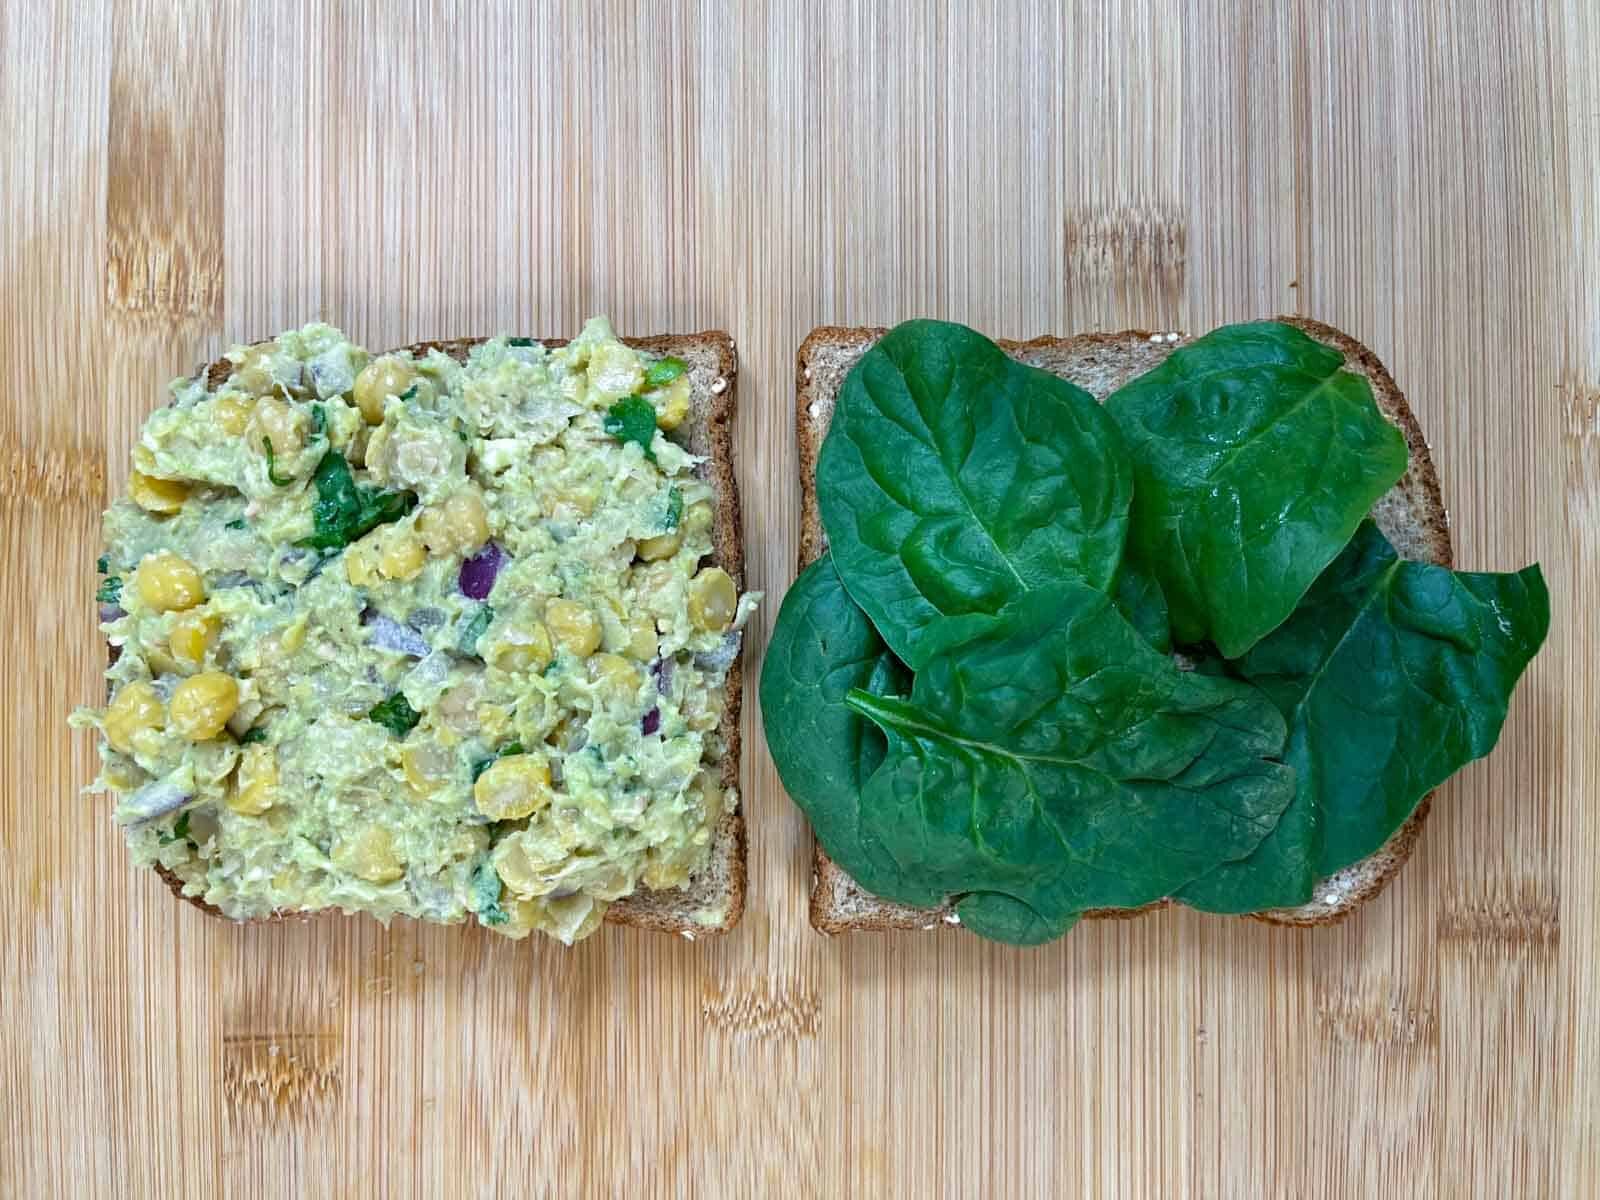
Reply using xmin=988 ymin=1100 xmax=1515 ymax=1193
xmin=407 ymin=606 xmax=445 ymax=631
xmin=641 ymin=707 xmax=661 ymax=735
xmin=649 ymin=656 xmax=674 ymax=695
xmin=307 ymin=347 xmax=357 ymax=399
xmin=692 ymin=632 xmax=742 ymax=676
xmin=99 ymin=604 xmax=127 ymax=624
xmin=274 ymin=361 xmax=305 ymax=391
xmin=406 ymin=874 xmax=455 ymax=919
xmin=365 ymin=611 xmax=431 ymax=657
xmin=117 ymin=777 xmax=191 ymax=824
xmin=404 ymin=650 xmax=452 ymax=693
xmin=610 ymin=790 xmax=647 ymax=822
xmin=458 ymin=541 xmax=504 ymax=600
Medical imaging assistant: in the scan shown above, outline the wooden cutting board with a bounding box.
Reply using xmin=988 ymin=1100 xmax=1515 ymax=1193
xmin=3 ymin=2 xmax=1593 ymax=1195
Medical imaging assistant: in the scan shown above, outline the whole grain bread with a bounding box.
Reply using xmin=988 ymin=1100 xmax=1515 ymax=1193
xmin=795 ymin=317 xmax=1451 ymax=935
xmin=143 ymin=328 xmax=746 ymax=937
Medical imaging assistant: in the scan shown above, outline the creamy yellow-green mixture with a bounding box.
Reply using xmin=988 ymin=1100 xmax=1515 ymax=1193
xmin=74 ymin=318 xmax=756 ymax=943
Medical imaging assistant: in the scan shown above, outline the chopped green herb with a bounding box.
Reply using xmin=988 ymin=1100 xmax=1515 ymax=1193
xmin=663 ymin=486 xmax=683 ymax=532
xmin=643 ymin=356 xmax=688 ymax=390
xmin=457 ymin=604 xmax=494 ymax=655
xmin=470 ymin=741 xmax=524 ymax=782
xmin=507 ymin=337 xmax=537 ymax=348
xmin=96 ymin=554 xmax=109 ymax=575
xmin=367 ymin=692 xmax=422 ymax=738
xmin=603 ymin=396 xmax=658 ymax=462
xmin=457 ymin=429 xmax=469 ymax=444
xmin=96 ymin=576 xmax=122 ymax=605
xmin=473 ymin=861 xmax=508 ymax=926
xmin=158 ymin=810 xmax=192 ymax=846
xmin=262 ymin=437 xmax=292 ymax=487
xmin=296 ymin=451 xmax=418 ymax=552
xmin=238 ymin=727 xmax=268 ymax=745
xmin=310 ymin=402 xmax=327 ymax=438
xmin=399 ymin=384 xmax=418 ymax=402
xmin=224 ymin=518 xmax=248 ymax=530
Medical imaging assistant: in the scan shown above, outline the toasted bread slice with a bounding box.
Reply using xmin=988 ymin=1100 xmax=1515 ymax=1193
xmin=795 ymin=318 xmax=1450 ymax=934
xmin=144 ymin=329 xmax=745 ymax=937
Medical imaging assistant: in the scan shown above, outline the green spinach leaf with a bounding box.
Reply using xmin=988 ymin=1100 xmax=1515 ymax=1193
xmin=760 ymin=557 xmax=913 ymax=894
xmin=844 ymin=583 xmax=1295 ymax=935
xmin=816 ymin=320 xmax=1132 ymax=668
xmin=603 ymin=396 xmax=659 ymax=462
xmin=367 ymin=692 xmax=422 ymax=738
xmin=457 ymin=604 xmax=493 ymax=656
xmin=1105 ymin=322 xmax=1408 ymax=657
xmin=296 ymin=451 xmax=418 ymax=552
xmin=954 ymin=892 xmax=1080 ymax=945
xmin=1178 ymin=521 xmax=1549 ymax=912
xmin=1111 ymin=559 xmax=1170 ymax=654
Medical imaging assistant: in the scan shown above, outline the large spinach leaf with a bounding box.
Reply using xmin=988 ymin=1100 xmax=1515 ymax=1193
xmin=1111 ymin=559 xmax=1171 ymax=654
xmin=844 ymin=583 xmax=1296 ymax=938
xmin=953 ymin=892 xmax=1081 ymax=945
xmin=1177 ymin=521 xmax=1549 ymax=912
xmin=816 ymin=320 xmax=1132 ymax=668
xmin=1105 ymin=322 xmax=1408 ymax=657
xmin=759 ymin=556 xmax=913 ymax=894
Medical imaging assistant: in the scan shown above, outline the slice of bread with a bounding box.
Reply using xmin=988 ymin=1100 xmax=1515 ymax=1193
xmin=141 ymin=329 xmax=746 ymax=937
xmin=795 ymin=318 xmax=1450 ymax=934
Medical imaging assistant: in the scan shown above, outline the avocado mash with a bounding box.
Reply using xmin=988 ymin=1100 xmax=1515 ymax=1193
xmin=74 ymin=318 xmax=757 ymax=943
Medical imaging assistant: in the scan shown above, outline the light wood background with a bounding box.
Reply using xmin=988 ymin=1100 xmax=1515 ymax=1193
xmin=2 ymin=2 xmax=1593 ymax=1196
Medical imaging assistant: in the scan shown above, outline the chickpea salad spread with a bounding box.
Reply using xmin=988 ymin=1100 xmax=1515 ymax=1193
xmin=74 ymin=318 xmax=758 ymax=944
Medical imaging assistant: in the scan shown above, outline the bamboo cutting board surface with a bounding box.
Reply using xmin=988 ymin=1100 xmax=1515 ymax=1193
xmin=3 ymin=2 xmax=1594 ymax=1196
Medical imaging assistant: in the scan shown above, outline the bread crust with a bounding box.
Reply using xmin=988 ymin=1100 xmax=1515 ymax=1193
xmin=796 ymin=319 xmax=1451 ymax=935
xmin=139 ymin=328 xmax=746 ymax=936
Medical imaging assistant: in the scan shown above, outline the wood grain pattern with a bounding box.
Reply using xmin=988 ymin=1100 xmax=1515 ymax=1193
xmin=1 ymin=2 xmax=1590 ymax=1195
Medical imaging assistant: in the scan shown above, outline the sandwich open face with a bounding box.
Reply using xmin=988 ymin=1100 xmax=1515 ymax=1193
xmin=771 ymin=318 xmax=1548 ymax=943
xmin=77 ymin=319 xmax=751 ymax=944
